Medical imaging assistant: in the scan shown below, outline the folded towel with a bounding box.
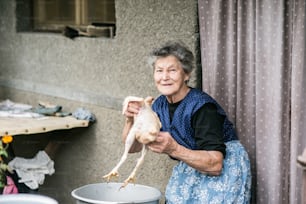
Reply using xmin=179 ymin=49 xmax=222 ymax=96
xmin=8 ymin=151 xmax=55 ymax=190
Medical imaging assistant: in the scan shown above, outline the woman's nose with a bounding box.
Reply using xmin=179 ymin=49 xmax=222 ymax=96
xmin=162 ymin=71 xmax=170 ymax=80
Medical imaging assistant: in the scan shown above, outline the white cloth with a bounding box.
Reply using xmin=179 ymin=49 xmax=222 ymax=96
xmin=8 ymin=151 xmax=55 ymax=189
xmin=0 ymin=99 xmax=41 ymax=118
xmin=0 ymin=99 xmax=32 ymax=111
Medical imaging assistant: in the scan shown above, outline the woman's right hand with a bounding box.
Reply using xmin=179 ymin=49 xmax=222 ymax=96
xmin=123 ymin=101 xmax=141 ymax=120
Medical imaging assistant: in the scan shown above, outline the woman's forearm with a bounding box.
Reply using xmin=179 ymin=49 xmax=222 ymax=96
xmin=169 ymin=145 xmax=224 ymax=175
xmin=122 ymin=117 xmax=143 ymax=153
xmin=122 ymin=117 xmax=133 ymax=141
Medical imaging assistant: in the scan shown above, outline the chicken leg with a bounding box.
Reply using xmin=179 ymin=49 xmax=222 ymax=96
xmin=121 ymin=144 xmax=147 ymax=189
xmin=102 ymin=120 xmax=139 ymax=182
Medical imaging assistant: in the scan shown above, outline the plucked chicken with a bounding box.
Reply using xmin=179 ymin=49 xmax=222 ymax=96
xmin=103 ymin=96 xmax=161 ymax=188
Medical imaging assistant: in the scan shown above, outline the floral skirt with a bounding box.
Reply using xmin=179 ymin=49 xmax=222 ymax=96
xmin=165 ymin=140 xmax=251 ymax=204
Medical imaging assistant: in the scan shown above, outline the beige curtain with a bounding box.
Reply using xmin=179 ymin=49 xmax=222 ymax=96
xmin=198 ymin=0 xmax=306 ymax=203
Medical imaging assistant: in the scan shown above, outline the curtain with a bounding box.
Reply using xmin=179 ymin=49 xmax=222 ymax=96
xmin=198 ymin=0 xmax=306 ymax=203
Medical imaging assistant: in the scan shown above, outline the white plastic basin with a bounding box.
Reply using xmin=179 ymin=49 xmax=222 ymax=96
xmin=71 ymin=183 xmax=161 ymax=204
xmin=0 ymin=194 xmax=58 ymax=204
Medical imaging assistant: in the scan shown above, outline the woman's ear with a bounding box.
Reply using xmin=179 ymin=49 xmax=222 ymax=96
xmin=184 ymin=73 xmax=191 ymax=83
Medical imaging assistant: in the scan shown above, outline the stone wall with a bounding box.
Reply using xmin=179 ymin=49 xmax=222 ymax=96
xmin=0 ymin=0 xmax=199 ymax=203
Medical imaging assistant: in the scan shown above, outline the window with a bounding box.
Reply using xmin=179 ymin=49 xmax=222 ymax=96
xmin=17 ymin=0 xmax=116 ymax=37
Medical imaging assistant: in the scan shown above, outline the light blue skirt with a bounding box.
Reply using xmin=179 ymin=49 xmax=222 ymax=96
xmin=165 ymin=140 xmax=251 ymax=204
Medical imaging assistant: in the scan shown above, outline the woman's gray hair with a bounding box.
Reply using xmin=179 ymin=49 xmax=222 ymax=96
xmin=148 ymin=41 xmax=195 ymax=74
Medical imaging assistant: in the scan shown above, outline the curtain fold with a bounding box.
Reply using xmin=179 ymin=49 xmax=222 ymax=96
xmin=198 ymin=0 xmax=305 ymax=203
xmin=290 ymin=0 xmax=306 ymax=202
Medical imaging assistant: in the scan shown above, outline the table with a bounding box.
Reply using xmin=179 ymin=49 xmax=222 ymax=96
xmin=0 ymin=116 xmax=89 ymax=136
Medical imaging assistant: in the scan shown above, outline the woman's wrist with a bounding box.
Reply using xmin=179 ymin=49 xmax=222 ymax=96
xmin=168 ymin=142 xmax=182 ymax=158
xmin=125 ymin=117 xmax=134 ymax=123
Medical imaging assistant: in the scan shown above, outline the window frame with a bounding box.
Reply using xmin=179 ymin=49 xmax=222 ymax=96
xmin=31 ymin=0 xmax=115 ymax=36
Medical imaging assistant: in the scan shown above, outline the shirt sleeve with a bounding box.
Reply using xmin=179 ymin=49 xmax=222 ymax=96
xmin=192 ymin=103 xmax=226 ymax=157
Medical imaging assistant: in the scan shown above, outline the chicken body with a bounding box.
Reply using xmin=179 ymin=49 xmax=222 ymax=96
xmin=103 ymin=96 xmax=161 ymax=188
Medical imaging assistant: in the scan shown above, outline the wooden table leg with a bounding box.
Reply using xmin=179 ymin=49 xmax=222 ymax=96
xmin=44 ymin=141 xmax=61 ymax=160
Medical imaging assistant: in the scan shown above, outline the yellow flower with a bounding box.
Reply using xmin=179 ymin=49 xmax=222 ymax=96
xmin=2 ymin=135 xmax=13 ymax=144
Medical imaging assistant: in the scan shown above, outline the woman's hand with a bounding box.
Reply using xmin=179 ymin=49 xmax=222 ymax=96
xmin=123 ymin=101 xmax=141 ymax=119
xmin=147 ymin=132 xmax=179 ymax=155
xmin=148 ymin=131 xmax=224 ymax=176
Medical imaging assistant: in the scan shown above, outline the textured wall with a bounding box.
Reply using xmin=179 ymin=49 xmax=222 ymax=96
xmin=0 ymin=0 xmax=199 ymax=203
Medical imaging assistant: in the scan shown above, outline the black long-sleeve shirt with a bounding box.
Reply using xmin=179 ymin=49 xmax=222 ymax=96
xmin=168 ymin=102 xmax=226 ymax=157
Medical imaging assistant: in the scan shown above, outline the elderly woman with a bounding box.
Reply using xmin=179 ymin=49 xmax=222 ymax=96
xmin=123 ymin=41 xmax=251 ymax=203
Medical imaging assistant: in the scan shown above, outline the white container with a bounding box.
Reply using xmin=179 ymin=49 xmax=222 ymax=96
xmin=0 ymin=194 xmax=58 ymax=204
xmin=71 ymin=183 xmax=162 ymax=204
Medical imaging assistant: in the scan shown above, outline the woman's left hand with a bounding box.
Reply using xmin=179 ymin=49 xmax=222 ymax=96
xmin=147 ymin=131 xmax=178 ymax=155
xmin=148 ymin=131 xmax=224 ymax=175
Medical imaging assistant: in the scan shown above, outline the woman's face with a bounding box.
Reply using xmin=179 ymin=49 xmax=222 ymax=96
xmin=153 ymin=55 xmax=190 ymax=101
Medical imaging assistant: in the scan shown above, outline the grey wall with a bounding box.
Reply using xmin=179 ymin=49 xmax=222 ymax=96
xmin=0 ymin=0 xmax=199 ymax=203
